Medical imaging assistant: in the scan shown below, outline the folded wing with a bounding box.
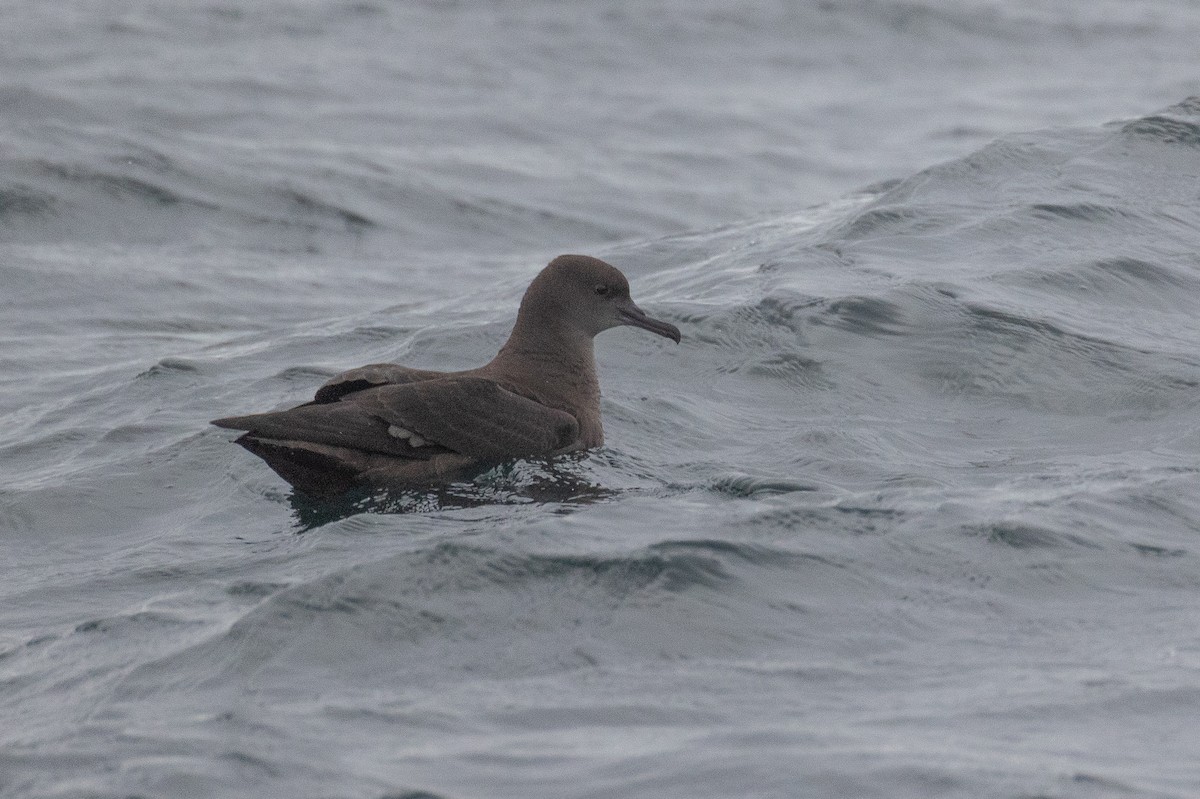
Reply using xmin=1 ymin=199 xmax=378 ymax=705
xmin=213 ymin=376 xmax=578 ymax=461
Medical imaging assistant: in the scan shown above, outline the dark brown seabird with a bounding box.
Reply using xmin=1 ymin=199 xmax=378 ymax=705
xmin=212 ymin=254 xmax=681 ymax=496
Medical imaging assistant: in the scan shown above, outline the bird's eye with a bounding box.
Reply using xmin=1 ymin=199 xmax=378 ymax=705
xmin=594 ymin=284 xmax=610 ymax=296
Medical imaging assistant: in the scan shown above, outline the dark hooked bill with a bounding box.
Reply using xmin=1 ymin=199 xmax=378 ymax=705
xmin=618 ymin=302 xmax=682 ymax=343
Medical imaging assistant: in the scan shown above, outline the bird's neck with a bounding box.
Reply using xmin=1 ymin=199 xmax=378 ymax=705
xmin=487 ymin=317 xmax=604 ymax=446
xmin=492 ymin=318 xmax=600 ymax=401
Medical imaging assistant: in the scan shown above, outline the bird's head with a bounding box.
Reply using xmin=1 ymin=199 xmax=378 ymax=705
xmin=519 ymin=254 xmax=681 ymax=344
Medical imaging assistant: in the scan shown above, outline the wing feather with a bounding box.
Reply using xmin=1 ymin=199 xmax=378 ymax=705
xmin=358 ymin=377 xmax=578 ymax=459
xmin=214 ymin=376 xmax=578 ymax=461
xmin=313 ymin=363 xmax=448 ymax=403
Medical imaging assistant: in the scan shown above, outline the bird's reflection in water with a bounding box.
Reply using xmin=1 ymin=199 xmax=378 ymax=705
xmin=288 ymin=454 xmax=617 ymax=529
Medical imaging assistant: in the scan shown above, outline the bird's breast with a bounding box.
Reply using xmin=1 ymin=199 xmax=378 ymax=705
xmin=574 ymin=407 xmax=604 ymax=450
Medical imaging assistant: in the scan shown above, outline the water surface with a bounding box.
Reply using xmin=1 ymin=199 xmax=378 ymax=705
xmin=3 ymin=2 xmax=1200 ymax=798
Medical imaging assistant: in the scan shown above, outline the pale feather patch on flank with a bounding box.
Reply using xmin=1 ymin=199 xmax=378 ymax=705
xmin=387 ymin=425 xmax=427 ymax=447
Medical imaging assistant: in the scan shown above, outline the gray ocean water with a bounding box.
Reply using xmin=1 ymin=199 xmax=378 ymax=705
xmin=4 ymin=2 xmax=1200 ymax=797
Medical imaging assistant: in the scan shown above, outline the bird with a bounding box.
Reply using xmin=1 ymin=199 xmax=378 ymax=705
xmin=212 ymin=254 xmax=681 ymax=497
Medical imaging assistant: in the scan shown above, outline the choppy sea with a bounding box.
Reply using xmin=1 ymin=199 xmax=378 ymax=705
xmin=3 ymin=2 xmax=1200 ymax=797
